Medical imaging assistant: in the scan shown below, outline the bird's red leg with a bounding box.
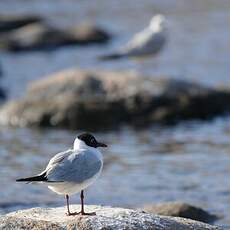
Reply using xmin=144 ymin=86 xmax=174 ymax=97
xmin=65 ymin=194 xmax=78 ymax=216
xmin=79 ymin=190 xmax=96 ymax=215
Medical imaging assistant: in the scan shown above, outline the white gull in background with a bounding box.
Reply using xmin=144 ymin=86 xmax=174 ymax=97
xmin=99 ymin=14 xmax=167 ymax=60
xmin=16 ymin=133 xmax=107 ymax=216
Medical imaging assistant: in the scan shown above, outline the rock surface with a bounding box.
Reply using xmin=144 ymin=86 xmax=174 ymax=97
xmin=0 ymin=21 xmax=110 ymax=51
xmin=0 ymin=205 xmax=222 ymax=230
xmin=143 ymin=202 xmax=218 ymax=224
xmin=1 ymin=69 xmax=230 ymax=130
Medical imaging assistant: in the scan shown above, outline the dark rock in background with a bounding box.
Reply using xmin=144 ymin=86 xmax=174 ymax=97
xmin=142 ymin=202 xmax=219 ymax=224
xmin=0 ymin=14 xmax=42 ymax=33
xmin=0 ymin=18 xmax=111 ymax=51
xmin=0 ymin=63 xmax=6 ymax=101
xmin=0 ymin=69 xmax=230 ymax=130
xmin=0 ymin=88 xmax=6 ymax=101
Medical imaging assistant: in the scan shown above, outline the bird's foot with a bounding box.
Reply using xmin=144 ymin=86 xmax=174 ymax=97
xmin=66 ymin=211 xmax=80 ymax=216
xmin=79 ymin=211 xmax=96 ymax=216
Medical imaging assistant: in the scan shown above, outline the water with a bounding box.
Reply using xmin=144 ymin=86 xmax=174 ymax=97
xmin=0 ymin=121 xmax=230 ymax=227
xmin=0 ymin=0 xmax=230 ymax=228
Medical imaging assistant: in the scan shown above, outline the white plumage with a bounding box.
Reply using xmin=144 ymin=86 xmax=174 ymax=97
xmin=16 ymin=133 xmax=106 ymax=215
xmin=46 ymin=142 xmax=103 ymax=195
xmin=99 ymin=14 xmax=167 ymax=60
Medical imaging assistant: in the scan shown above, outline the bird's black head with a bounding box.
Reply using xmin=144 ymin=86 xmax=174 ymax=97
xmin=77 ymin=133 xmax=107 ymax=148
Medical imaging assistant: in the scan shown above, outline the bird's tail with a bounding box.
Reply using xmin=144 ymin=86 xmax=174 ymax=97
xmin=98 ymin=53 xmax=124 ymax=61
xmin=16 ymin=173 xmax=47 ymax=182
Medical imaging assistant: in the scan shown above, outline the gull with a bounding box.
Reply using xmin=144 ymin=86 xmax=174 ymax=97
xmin=16 ymin=133 xmax=107 ymax=216
xmin=98 ymin=14 xmax=167 ymax=60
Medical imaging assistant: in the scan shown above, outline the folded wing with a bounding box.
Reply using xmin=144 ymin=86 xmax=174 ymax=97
xmin=46 ymin=149 xmax=102 ymax=184
xmin=16 ymin=149 xmax=73 ymax=182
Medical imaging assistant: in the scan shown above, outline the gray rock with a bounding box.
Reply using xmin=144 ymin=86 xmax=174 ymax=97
xmin=0 ymin=14 xmax=42 ymax=33
xmin=68 ymin=23 xmax=111 ymax=45
xmin=142 ymin=202 xmax=218 ymax=224
xmin=0 ymin=69 xmax=230 ymax=130
xmin=0 ymin=22 xmax=110 ymax=51
xmin=0 ymin=63 xmax=6 ymax=101
xmin=0 ymin=88 xmax=6 ymax=101
xmin=0 ymin=205 xmax=222 ymax=230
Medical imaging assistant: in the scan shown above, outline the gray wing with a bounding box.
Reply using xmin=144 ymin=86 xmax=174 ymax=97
xmin=46 ymin=149 xmax=102 ymax=183
xmin=45 ymin=149 xmax=73 ymax=171
xmin=122 ymin=29 xmax=166 ymax=57
xmin=98 ymin=28 xmax=166 ymax=60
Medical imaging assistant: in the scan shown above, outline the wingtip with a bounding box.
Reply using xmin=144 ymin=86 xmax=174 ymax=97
xmin=97 ymin=53 xmax=123 ymax=61
xmin=15 ymin=173 xmax=48 ymax=182
xmin=16 ymin=178 xmax=27 ymax=182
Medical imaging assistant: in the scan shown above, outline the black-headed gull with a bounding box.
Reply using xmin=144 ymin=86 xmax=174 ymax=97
xmin=16 ymin=133 xmax=107 ymax=216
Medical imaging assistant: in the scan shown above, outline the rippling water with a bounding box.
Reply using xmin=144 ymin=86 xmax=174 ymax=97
xmin=0 ymin=0 xmax=230 ymax=228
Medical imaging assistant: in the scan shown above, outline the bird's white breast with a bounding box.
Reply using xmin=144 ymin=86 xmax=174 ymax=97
xmin=47 ymin=144 xmax=103 ymax=195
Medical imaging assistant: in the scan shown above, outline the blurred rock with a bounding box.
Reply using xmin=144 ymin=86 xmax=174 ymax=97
xmin=0 ymin=69 xmax=230 ymax=130
xmin=0 ymin=14 xmax=42 ymax=33
xmin=69 ymin=23 xmax=111 ymax=44
xmin=142 ymin=202 xmax=219 ymax=224
xmin=0 ymin=205 xmax=222 ymax=230
xmin=0 ymin=63 xmax=6 ymax=101
xmin=0 ymin=88 xmax=6 ymax=101
xmin=0 ymin=22 xmax=110 ymax=51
